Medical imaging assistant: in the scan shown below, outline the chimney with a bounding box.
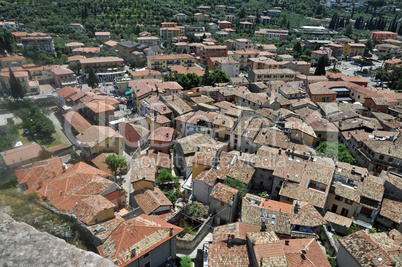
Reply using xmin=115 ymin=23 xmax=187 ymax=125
xmin=278 ymin=148 xmax=282 ymax=155
xmin=169 ymin=227 xmax=173 ymax=236
xmin=131 ymin=248 xmax=136 ymax=258
xmin=285 ymin=240 xmax=290 ymax=245
xmin=227 ymin=234 xmax=233 ymax=247
xmin=260 ymin=220 xmax=267 ymax=232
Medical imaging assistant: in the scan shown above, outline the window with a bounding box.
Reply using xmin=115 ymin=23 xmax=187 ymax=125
xmin=389 ymin=157 xmax=394 ymax=162
xmin=220 ymin=201 xmax=225 ymax=206
xmin=144 ymin=252 xmax=150 ymax=258
xmin=379 ymin=155 xmax=384 ymax=160
xmin=344 ymin=199 xmax=353 ymax=205
xmin=335 ymin=195 xmax=343 ymax=201
xmin=145 ymin=262 xmax=151 ymax=267
xmin=340 ymin=208 xmax=348 ymax=217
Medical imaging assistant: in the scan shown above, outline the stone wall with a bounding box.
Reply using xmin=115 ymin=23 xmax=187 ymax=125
xmin=320 ymin=226 xmax=339 ymax=257
xmin=33 ymin=199 xmax=103 ymax=247
xmin=122 ymin=207 xmax=141 ymax=220
xmin=176 ymin=215 xmax=212 ymax=251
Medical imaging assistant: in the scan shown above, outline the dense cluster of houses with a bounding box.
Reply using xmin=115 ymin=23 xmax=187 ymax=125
xmin=1 ymin=6 xmax=402 ymax=267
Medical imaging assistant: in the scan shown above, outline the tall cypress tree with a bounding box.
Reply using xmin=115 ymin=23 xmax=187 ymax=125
xmin=87 ymin=67 xmax=99 ymax=88
xmin=315 ymin=56 xmax=327 ymax=76
xmin=9 ymin=69 xmax=25 ymax=99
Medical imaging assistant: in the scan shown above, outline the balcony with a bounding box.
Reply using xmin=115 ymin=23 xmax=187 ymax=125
xmin=333 ymin=180 xmax=358 ymax=191
xmin=291 ymin=226 xmax=316 ymax=237
xmin=353 ymin=213 xmax=375 ymax=229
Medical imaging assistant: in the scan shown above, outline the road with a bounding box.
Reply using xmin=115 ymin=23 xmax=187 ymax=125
xmin=47 ymin=111 xmax=72 ymax=146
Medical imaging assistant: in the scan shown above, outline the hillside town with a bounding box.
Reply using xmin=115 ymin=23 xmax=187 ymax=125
xmin=1 ymin=2 xmax=402 ymax=267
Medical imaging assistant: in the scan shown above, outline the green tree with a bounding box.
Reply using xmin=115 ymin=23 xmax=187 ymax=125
xmin=209 ymin=69 xmax=230 ymax=85
xmin=315 ymin=56 xmax=327 ymax=76
xmin=202 ymin=65 xmax=210 ymax=86
xmin=157 ymin=168 xmax=175 ymax=183
xmin=293 ymin=41 xmax=302 ymax=57
xmin=186 ymin=73 xmax=201 ymax=89
xmin=346 ymin=224 xmax=361 ymax=235
xmin=38 ymin=149 xmax=53 ymax=160
xmin=14 ymin=104 xmax=55 ymax=140
xmin=180 ymin=256 xmax=192 ymax=267
xmin=68 ymin=62 xmax=81 ymax=76
xmin=0 ymin=124 xmax=19 ymax=152
xmin=103 ymin=154 xmax=127 ymax=177
xmin=224 ymin=177 xmax=247 ymax=219
xmin=345 ymin=24 xmax=353 ymax=37
xmin=316 ymin=142 xmax=356 ymax=165
xmin=0 ymin=28 xmax=15 ymax=54
xmin=388 ymin=67 xmax=402 ymax=91
xmin=187 ymin=202 xmax=208 ymax=219
xmin=9 ymin=69 xmax=25 ymax=99
xmin=87 ymin=67 xmax=99 ymax=88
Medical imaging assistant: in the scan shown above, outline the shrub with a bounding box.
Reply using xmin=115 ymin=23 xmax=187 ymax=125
xmin=180 ymin=256 xmax=192 ymax=267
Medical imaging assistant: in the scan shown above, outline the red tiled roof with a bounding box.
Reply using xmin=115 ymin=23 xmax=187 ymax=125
xmin=98 ymin=214 xmax=183 ymax=266
xmin=133 ymin=187 xmax=172 ymax=214
xmin=85 ymin=100 xmax=115 ymax=114
xmin=63 ymin=111 xmax=91 ymax=134
xmin=210 ymin=182 xmax=238 ymax=205
xmin=15 ymin=157 xmax=64 ymax=190
xmin=0 ymin=143 xmax=42 ymax=167
xmin=91 ymin=153 xmax=116 ymax=175
xmin=208 ymin=242 xmax=250 ymax=267
xmin=57 ymin=86 xmax=81 ymax=100
xmin=281 ymin=238 xmax=331 ymax=267
xmin=148 ymin=127 xmax=174 ymax=142
xmin=0 ymin=56 xmax=25 ymax=62
xmin=76 ymin=126 xmax=122 ymax=148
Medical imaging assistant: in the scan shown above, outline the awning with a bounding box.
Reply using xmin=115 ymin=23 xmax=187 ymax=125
xmin=353 ymin=219 xmax=372 ymax=229
xmin=125 ymin=90 xmax=131 ymax=95
xmin=336 ymin=97 xmax=353 ymax=101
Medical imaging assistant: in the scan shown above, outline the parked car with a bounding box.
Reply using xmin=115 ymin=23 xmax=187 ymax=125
xmin=24 ymin=128 xmax=30 ymax=135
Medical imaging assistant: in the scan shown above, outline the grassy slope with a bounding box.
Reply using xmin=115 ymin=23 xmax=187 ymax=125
xmin=0 ymin=186 xmax=96 ymax=252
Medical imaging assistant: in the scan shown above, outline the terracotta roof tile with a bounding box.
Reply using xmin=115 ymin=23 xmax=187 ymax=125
xmin=63 ymin=111 xmax=91 ymax=134
xmin=161 ymin=95 xmax=192 ymax=115
xmin=98 ymin=214 xmax=183 ymax=266
xmin=379 ymin=198 xmax=402 ymax=223
xmin=210 ymin=182 xmax=238 ymax=205
xmin=148 ymin=127 xmax=174 ymax=142
xmin=339 ymin=230 xmax=396 ymax=266
xmin=76 ymin=126 xmax=122 ymax=148
xmin=226 ymin=160 xmax=255 ymax=185
xmin=324 ymin=211 xmax=353 ymax=227
xmin=70 ymin=195 xmax=116 ymax=225
xmin=241 ymin=194 xmax=292 ymax=236
xmin=91 ymin=153 xmax=116 ymax=174
xmin=56 ymin=86 xmax=81 ymax=100
xmin=213 ymin=222 xmax=260 ymax=242
xmin=0 ymin=143 xmax=42 ymax=167
xmin=16 ymin=157 xmax=64 ymax=190
xmin=208 ymin=243 xmax=249 ymax=267
xmin=133 ymin=188 xmax=172 ymax=214
xmin=130 ymin=154 xmax=157 ymax=183
xmin=281 ymin=238 xmax=331 ymax=267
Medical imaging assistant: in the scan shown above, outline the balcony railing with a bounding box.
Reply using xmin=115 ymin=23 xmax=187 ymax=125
xmin=354 ymin=212 xmax=375 ymax=224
